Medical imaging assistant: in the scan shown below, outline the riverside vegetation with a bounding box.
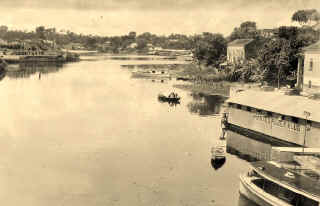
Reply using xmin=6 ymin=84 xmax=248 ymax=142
xmin=173 ymin=9 xmax=320 ymax=95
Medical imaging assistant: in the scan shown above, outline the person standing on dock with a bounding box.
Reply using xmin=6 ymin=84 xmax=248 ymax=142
xmin=220 ymin=113 xmax=228 ymax=139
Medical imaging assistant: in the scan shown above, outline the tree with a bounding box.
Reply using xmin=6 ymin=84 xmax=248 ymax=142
xmin=256 ymin=26 xmax=319 ymax=87
xmin=0 ymin=26 xmax=8 ymax=38
xmin=257 ymin=38 xmax=291 ymax=86
xmin=292 ymin=9 xmax=320 ymax=26
xmin=137 ymin=32 xmax=152 ymax=42
xmin=86 ymin=37 xmax=98 ymax=49
xmin=278 ymin=26 xmax=298 ymax=40
xmin=136 ymin=38 xmax=148 ymax=51
xmin=109 ymin=36 xmax=122 ymax=53
xmin=128 ymin=31 xmax=136 ymax=40
xmin=191 ymin=33 xmax=227 ymax=67
xmin=240 ymin=21 xmax=257 ymax=33
xmin=36 ymin=26 xmax=46 ymax=39
xmin=229 ymin=21 xmax=259 ymax=41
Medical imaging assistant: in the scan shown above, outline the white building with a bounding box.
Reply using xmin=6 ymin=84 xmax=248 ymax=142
xmin=302 ymin=40 xmax=320 ymax=89
xmin=227 ymin=39 xmax=254 ymax=64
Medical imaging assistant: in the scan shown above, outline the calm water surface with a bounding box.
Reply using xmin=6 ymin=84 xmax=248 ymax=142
xmin=0 ymin=57 xmax=256 ymax=206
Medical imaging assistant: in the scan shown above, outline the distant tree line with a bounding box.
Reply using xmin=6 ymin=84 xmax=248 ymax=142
xmin=0 ymin=25 xmax=196 ymax=53
xmin=0 ymin=8 xmax=319 ymax=87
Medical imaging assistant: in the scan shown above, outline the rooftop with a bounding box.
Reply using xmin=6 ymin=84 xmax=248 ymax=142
xmin=272 ymin=147 xmax=320 ymax=154
xmin=227 ymin=90 xmax=320 ymax=122
xmin=228 ymin=39 xmax=254 ymax=47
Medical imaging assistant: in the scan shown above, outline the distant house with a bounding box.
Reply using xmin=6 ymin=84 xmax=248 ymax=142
xmin=102 ymin=41 xmax=111 ymax=49
xmin=65 ymin=43 xmax=85 ymax=50
xmin=97 ymin=41 xmax=111 ymax=51
xmin=0 ymin=39 xmax=7 ymax=46
xmin=301 ymin=41 xmax=320 ymax=90
xmin=128 ymin=42 xmax=138 ymax=49
xmin=41 ymin=40 xmax=56 ymax=49
xmin=169 ymin=39 xmax=179 ymax=43
xmin=227 ymin=39 xmax=254 ymax=64
xmin=146 ymin=43 xmax=154 ymax=50
xmin=258 ymin=29 xmax=277 ymax=38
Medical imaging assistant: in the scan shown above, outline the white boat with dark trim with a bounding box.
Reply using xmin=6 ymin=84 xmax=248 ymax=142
xmin=240 ymin=161 xmax=320 ymax=206
xmin=211 ymin=139 xmax=226 ymax=160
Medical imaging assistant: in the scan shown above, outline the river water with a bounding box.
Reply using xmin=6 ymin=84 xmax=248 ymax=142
xmin=0 ymin=56 xmax=263 ymax=206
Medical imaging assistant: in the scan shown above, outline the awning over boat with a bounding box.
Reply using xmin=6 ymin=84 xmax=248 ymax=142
xmin=252 ymin=161 xmax=320 ymax=201
xmin=226 ymin=90 xmax=320 ymax=122
xmin=294 ymin=155 xmax=320 ymax=175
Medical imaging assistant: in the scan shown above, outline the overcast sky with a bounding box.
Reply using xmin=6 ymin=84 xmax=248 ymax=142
xmin=1 ymin=0 xmax=319 ymax=36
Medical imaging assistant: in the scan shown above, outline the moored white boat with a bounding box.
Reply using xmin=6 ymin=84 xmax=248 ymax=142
xmin=211 ymin=139 xmax=226 ymax=160
xmin=239 ymin=161 xmax=320 ymax=206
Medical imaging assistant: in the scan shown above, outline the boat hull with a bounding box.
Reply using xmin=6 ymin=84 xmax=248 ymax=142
xmin=131 ymin=72 xmax=171 ymax=79
xmin=158 ymin=95 xmax=180 ymax=102
xmin=239 ymin=174 xmax=291 ymax=206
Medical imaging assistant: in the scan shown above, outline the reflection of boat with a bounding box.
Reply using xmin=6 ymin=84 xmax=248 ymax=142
xmin=5 ymin=62 xmax=64 ymax=79
xmin=211 ymin=157 xmax=226 ymax=170
xmin=132 ymin=69 xmax=171 ymax=78
xmin=240 ymin=161 xmax=320 ymax=206
xmin=187 ymin=93 xmax=227 ymax=117
xmin=158 ymin=93 xmax=181 ymax=102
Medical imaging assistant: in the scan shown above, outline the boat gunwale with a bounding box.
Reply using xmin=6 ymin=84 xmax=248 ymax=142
xmin=240 ymin=173 xmax=291 ymax=206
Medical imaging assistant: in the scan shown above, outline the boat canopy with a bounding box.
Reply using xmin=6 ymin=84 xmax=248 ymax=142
xmin=251 ymin=161 xmax=320 ymax=202
xmin=227 ymin=90 xmax=320 ymax=122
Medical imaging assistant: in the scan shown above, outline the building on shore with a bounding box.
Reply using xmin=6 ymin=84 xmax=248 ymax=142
xmin=128 ymin=42 xmax=138 ymax=49
xmin=227 ymin=39 xmax=254 ymax=64
xmin=301 ymin=40 xmax=320 ymax=91
xmin=226 ymin=90 xmax=320 ymax=148
xmin=257 ymin=29 xmax=277 ymax=38
xmin=98 ymin=41 xmax=111 ymax=51
xmin=64 ymin=42 xmax=85 ymax=50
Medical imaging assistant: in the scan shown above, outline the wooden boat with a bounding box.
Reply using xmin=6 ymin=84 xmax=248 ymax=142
xmin=239 ymin=161 xmax=320 ymax=206
xmin=158 ymin=93 xmax=181 ymax=102
xmin=211 ymin=146 xmax=226 ymax=160
xmin=211 ymin=139 xmax=226 ymax=160
xmin=132 ymin=69 xmax=171 ymax=78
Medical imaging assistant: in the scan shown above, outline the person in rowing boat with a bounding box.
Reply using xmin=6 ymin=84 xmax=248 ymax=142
xmin=169 ymin=92 xmax=176 ymax=99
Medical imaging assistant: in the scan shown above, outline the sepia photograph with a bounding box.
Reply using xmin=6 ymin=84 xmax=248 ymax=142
xmin=0 ymin=0 xmax=320 ymax=205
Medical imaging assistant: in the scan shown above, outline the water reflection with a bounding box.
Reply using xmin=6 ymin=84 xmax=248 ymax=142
xmin=187 ymin=93 xmax=227 ymax=117
xmin=238 ymin=194 xmax=259 ymax=206
xmin=157 ymin=97 xmax=180 ymax=107
xmin=121 ymin=63 xmax=180 ymax=70
xmin=0 ymin=70 xmax=6 ymax=82
xmin=107 ymin=56 xmax=177 ymax=61
xmin=6 ymin=62 xmax=64 ymax=79
xmin=210 ymin=158 xmax=226 ymax=170
xmin=226 ymin=127 xmax=296 ymax=162
xmin=151 ymin=79 xmax=167 ymax=83
xmin=0 ymin=58 xmax=259 ymax=206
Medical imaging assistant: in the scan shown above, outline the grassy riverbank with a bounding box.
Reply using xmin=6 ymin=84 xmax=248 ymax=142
xmin=172 ymin=63 xmax=261 ymax=97
xmin=174 ymin=82 xmax=231 ymax=97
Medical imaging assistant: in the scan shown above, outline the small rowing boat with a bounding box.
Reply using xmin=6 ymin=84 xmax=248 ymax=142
xmin=158 ymin=92 xmax=181 ymax=102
